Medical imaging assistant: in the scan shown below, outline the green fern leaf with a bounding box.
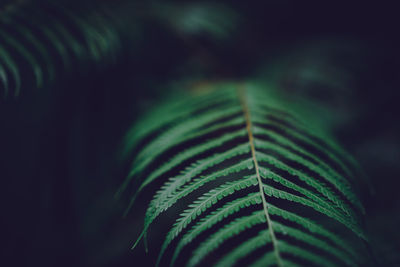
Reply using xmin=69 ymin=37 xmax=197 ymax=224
xmin=120 ymin=82 xmax=370 ymax=266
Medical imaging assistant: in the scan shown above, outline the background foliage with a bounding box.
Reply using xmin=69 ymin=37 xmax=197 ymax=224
xmin=1 ymin=0 xmax=399 ymax=266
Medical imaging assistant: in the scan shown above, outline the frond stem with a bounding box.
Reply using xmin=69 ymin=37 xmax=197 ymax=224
xmin=238 ymin=84 xmax=283 ymax=267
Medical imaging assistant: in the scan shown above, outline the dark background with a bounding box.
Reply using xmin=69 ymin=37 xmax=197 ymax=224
xmin=1 ymin=1 xmax=399 ymax=266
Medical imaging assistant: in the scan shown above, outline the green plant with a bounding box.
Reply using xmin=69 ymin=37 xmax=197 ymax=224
xmin=4 ymin=1 xmax=397 ymax=266
xmin=0 ymin=0 xmax=122 ymax=97
xmin=119 ymin=82 xmax=370 ymax=266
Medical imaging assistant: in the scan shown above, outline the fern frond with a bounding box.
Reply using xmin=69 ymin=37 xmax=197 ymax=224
xmin=0 ymin=0 xmax=122 ymax=96
xmin=120 ymin=82 xmax=370 ymax=266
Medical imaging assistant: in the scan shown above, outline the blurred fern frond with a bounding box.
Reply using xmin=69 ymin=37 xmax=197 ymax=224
xmin=0 ymin=0 xmax=122 ymax=97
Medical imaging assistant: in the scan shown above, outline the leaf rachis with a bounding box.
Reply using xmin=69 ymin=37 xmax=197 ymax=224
xmin=238 ymin=84 xmax=284 ymax=267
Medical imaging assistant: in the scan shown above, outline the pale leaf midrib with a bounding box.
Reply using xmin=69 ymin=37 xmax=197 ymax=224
xmin=238 ymin=84 xmax=283 ymax=267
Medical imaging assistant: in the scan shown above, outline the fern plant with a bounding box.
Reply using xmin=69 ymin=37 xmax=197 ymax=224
xmin=119 ymin=82 xmax=370 ymax=266
xmin=0 ymin=0 xmax=122 ymax=97
xmin=0 ymin=1 xmax=237 ymax=98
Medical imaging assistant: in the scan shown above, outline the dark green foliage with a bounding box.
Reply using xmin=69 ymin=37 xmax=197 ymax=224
xmin=0 ymin=0 xmax=240 ymax=98
xmin=0 ymin=0 xmax=122 ymax=97
xmin=120 ymin=82 xmax=370 ymax=266
xmin=2 ymin=1 xmax=399 ymax=266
